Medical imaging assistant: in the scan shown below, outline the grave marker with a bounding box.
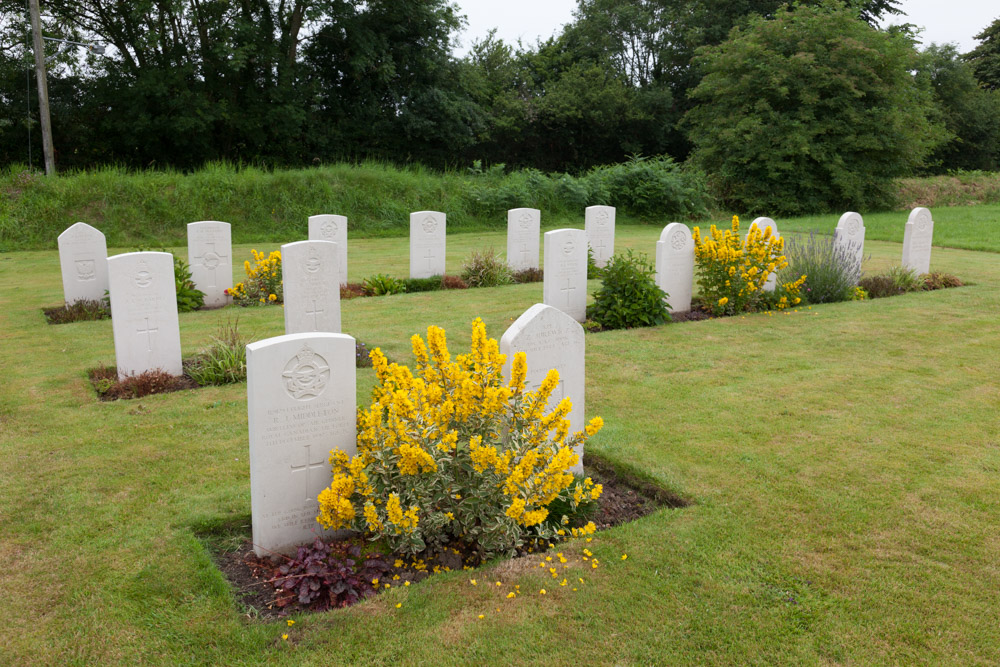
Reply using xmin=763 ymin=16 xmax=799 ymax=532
xmin=834 ymin=212 xmax=866 ymax=283
xmin=410 ymin=211 xmax=446 ymax=279
xmin=655 ymin=223 xmax=694 ymax=313
xmin=543 ymin=229 xmax=588 ymax=322
xmin=187 ymin=221 xmax=233 ymax=308
xmin=107 ymin=251 xmax=183 ymax=379
xmin=57 ymin=222 xmax=109 ymax=305
xmin=247 ymin=332 xmax=357 ymax=556
xmin=308 ymin=214 xmax=349 ymax=286
xmin=507 ymin=208 xmax=540 ymax=271
xmin=902 ymin=207 xmax=933 ymax=275
xmin=750 ymin=217 xmax=780 ymax=292
xmin=281 ymin=240 xmax=341 ymax=334
xmin=585 ymin=206 xmax=616 ymax=268
xmin=501 ymin=304 xmax=586 ymax=474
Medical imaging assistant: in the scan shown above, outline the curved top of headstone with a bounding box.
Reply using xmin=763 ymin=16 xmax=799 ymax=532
xmin=188 ymin=220 xmax=230 ymax=228
xmin=108 ymin=250 xmax=173 ymax=263
xmin=659 ymin=222 xmax=693 ymax=249
xmin=500 ymin=303 xmax=584 ymax=347
xmin=907 ymin=207 xmax=932 ymax=226
xmin=508 ymin=207 xmax=540 ymax=215
xmin=58 ymin=221 xmax=104 ymax=242
xmin=836 ymin=212 xmax=865 ymax=236
xmin=750 ymin=217 xmax=777 ymax=233
xmin=410 ymin=211 xmax=446 ymax=235
xmin=283 ymin=239 xmax=337 ymax=251
xmin=309 ymin=214 xmax=347 ymax=235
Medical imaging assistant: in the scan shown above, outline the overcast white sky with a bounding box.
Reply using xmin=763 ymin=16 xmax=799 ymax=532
xmin=451 ymin=0 xmax=999 ymax=56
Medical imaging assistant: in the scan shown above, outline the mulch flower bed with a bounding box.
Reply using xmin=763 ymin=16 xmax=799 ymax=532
xmin=210 ymin=458 xmax=687 ymax=620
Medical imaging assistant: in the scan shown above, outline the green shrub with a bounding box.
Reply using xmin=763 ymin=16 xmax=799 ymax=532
xmin=174 ymin=256 xmax=205 ymax=312
xmin=587 ymin=246 xmax=601 ymax=279
xmin=782 ymin=231 xmax=862 ymax=304
xmin=586 ymin=156 xmax=711 ymax=218
xmin=363 ymin=273 xmax=407 ymax=296
xmin=400 ymin=276 xmax=441 ymax=293
xmin=858 ymin=266 xmax=924 ymax=298
xmin=186 ymin=318 xmax=249 ymax=386
xmin=461 ymin=248 xmax=514 ymax=287
xmin=587 ymin=250 xmax=670 ymax=329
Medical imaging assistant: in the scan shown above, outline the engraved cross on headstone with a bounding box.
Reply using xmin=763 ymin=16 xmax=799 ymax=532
xmin=424 ymin=247 xmax=435 ymax=271
xmin=290 ymin=444 xmax=328 ymax=503
xmin=593 ymin=238 xmax=608 ymax=263
xmin=137 ymin=317 xmax=158 ymax=352
xmin=305 ymin=300 xmax=324 ymax=330
xmin=520 ymin=243 xmax=530 ymax=263
xmin=194 ymin=241 xmax=229 ymax=288
xmin=560 ymin=276 xmax=576 ymax=306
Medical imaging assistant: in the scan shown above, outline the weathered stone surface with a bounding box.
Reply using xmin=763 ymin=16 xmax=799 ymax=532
xmin=410 ymin=211 xmax=446 ymax=279
xmin=834 ymin=212 xmax=866 ymax=282
xmin=281 ymin=240 xmax=342 ymax=335
xmin=902 ymin=207 xmax=933 ymax=275
xmin=501 ymin=303 xmax=586 ymax=474
xmin=584 ymin=205 xmax=616 ymax=268
xmin=507 ymin=208 xmax=540 ymax=271
xmin=57 ymin=222 xmax=108 ymax=305
xmin=187 ymin=221 xmax=233 ymax=308
xmin=308 ymin=214 xmax=349 ymax=286
xmin=655 ymin=223 xmax=694 ymax=313
xmin=750 ymin=217 xmax=780 ymax=292
xmin=107 ymin=252 xmax=183 ymax=379
xmin=543 ymin=229 xmax=588 ymax=322
xmin=247 ymin=332 xmax=357 ymax=557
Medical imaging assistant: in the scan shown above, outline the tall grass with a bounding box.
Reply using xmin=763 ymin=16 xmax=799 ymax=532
xmin=0 ymin=158 xmax=711 ymax=251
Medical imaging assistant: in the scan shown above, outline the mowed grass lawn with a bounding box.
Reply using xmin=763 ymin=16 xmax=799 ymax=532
xmin=1 ymin=220 xmax=998 ymax=665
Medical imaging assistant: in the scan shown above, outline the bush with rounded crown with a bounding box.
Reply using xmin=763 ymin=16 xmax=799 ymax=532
xmin=316 ymin=319 xmax=604 ymax=559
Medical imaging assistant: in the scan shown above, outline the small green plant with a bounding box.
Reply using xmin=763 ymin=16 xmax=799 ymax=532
xmin=174 ymin=256 xmax=206 ymax=312
xmin=587 ymin=246 xmax=601 ymax=279
xmin=587 ymin=249 xmax=670 ymax=329
xmin=858 ymin=266 xmax=925 ymax=299
xmin=400 ymin=276 xmax=440 ymax=293
xmin=186 ymin=318 xmax=249 ymax=386
xmin=782 ymin=231 xmax=863 ymax=304
xmin=363 ymin=273 xmax=407 ymax=296
xmin=461 ymin=248 xmax=514 ymax=287
xmin=43 ymin=299 xmax=111 ymax=324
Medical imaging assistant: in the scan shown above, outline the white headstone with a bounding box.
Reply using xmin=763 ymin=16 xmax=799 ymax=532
xmin=247 ymin=332 xmax=357 ymax=557
xmin=308 ymin=214 xmax=348 ymax=286
xmin=410 ymin=211 xmax=446 ymax=279
xmin=281 ymin=240 xmax=341 ymax=335
xmin=57 ymin=222 xmax=109 ymax=305
xmin=543 ymin=229 xmax=588 ymax=322
xmin=750 ymin=217 xmax=780 ymax=292
xmin=834 ymin=212 xmax=866 ymax=283
xmin=107 ymin=252 xmax=182 ymax=379
xmin=187 ymin=221 xmax=233 ymax=308
xmin=902 ymin=207 xmax=933 ymax=275
xmin=501 ymin=304 xmax=586 ymax=474
xmin=507 ymin=208 xmax=540 ymax=271
xmin=585 ymin=205 xmax=616 ymax=268
xmin=655 ymin=223 xmax=694 ymax=313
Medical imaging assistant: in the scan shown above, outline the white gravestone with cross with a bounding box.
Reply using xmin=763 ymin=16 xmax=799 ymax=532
xmin=584 ymin=205 xmax=616 ymax=268
xmin=749 ymin=217 xmax=780 ymax=292
xmin=834 ymin=212 xmax=866 ymax=283
xmin=281 ymin=240 xmax=342 ymax=335
xmin=308 ymin=214 xmax=348 ymax=286
xmin=655 ymin=223 xmax=694 ymax=313
xmin=902 ymin=207 xmax=934 ymax=275
xmin=107 ymin=251 xmax=183 ymax=379
xmin=58 ymin=222 xmax=109 ymax=306
xmin=187 ymin=221 xmax=233 ymax=308
xmin=543 ymin=229 xmax=588 ymax=322
xmin=501 ymin=304 xmax=586 ymax=474
xmin=506 ymin=208 xmax=540 ymax=271
xmin=247 ymin=332 xmax=357 ymax=556
xmin=409 ymin=210 xmax=446 ymax=279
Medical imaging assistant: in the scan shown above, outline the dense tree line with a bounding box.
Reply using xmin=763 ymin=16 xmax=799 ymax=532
xmin=1 ymin=0 xmax=999 ymax=209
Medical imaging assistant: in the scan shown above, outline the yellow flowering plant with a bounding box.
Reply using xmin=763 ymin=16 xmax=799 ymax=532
xmin=317 ymin=318 xmax=604 ymax=558
xmin=228 ymin=249 xmax=283 ymax=306
xmin=692 ymin=215 xmax=806 ymax=315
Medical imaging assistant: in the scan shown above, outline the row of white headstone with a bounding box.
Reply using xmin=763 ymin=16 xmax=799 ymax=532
xmin=246 ymin=302 xmax=587 ymax=556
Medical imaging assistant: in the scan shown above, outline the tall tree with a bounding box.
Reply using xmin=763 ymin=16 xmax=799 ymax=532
xmin=966 ymin=17 xmax=1000 ymax=91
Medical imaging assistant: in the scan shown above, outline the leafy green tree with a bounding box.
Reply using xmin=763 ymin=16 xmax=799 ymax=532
xmin=918 ymin=44 xmax=1000 ymax=172
xmin=966 ymin=17 xmax=1000 ymax=91
xmin=684 ymin=2 xmax=945 ymax=215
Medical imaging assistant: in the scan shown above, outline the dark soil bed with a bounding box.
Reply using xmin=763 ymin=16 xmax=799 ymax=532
xmin=207 ymin=457 xmax=688 ymax=620
xmin=88 ymin=365 xmax=198 ymax=401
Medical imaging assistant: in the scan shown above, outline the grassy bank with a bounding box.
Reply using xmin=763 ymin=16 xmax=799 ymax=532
xmin=2 ymin=224 xmax=999 ymax=664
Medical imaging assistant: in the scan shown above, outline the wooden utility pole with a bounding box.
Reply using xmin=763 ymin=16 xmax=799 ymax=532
xmin=28 ymin=0 xmax=55 ymax=175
